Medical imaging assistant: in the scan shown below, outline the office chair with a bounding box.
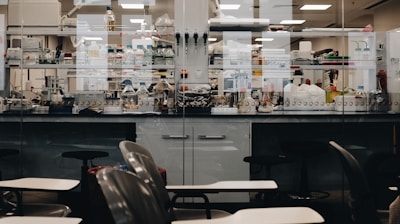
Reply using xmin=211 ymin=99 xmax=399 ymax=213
xmin=329 ymin=140 xmax=382 ymax=224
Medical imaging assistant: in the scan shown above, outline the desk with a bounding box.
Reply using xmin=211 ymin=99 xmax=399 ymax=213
xmin=0 ymin=178 xmax=80 ymax=191
xmin=0 ymin=178 xmax=80 ymax=215
xmin=166 ymin=180 xmax=278 ymax=193
xmin=0 ymin=216 xmax=82 ymax=224
xmin=172 ymin=207 xmax=325 ymax=224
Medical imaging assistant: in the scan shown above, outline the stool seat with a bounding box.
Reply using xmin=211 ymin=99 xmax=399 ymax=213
xmin=0 ymin=149 xmax=19 ymax=158
xmin=62 ymin=151 xmax=109 ymax=165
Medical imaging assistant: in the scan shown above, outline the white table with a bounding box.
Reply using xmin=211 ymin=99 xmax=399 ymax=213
xmin=0 ymin=216 xmax=82 ymax=224
xmin=0 ymin=178 xmax=80 ymax=191
xmin=172 ymin=207 xmax=325 ymax=224
xmin=0 ymin=177 xmax=80 ymax=215
xmin=166 ymin=180 xmax=278 ymax=193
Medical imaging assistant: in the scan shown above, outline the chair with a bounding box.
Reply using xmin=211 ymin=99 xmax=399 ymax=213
xmin=96 ymin=167 xmax=325 ymax=224
xmin=281 ymin=140 xmax=330 ymax=200
xmin=123 ymin=149 xmax=231 ymax=220
xmin=328 ymin=140 xmax=382 ymax=224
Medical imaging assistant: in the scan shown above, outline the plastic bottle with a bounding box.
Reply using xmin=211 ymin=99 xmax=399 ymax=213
xmin=154 ymin=45 xmax=165 ymax=65
xmin=134 ymin=45 xmax=144 ymax=67
xmin=104 ymin=6 xmax=116 ymax=31
xmin=107 ymin=48 xmax=115 ymax=66
xmin=153 ymin=75 xmax=174 ymax=113
xmin=121 ymin=80 xmax=136 ymax=112
xmin=143 ymin=45 xmax=153 ymax=67
xmin=87 ymin=41 xmax=100 ymax=65
xmin=115 ymin=48 xmax=124 ymax=65
xmin=164 ymin=45 xmax=175 ymax=65
xmin=124 ymin=44 xmax=134 ymax=65
xmin=355 ymin=85 xmax=367 ymax=112
xmin=136 ymin=82 xmax=150 ymax=112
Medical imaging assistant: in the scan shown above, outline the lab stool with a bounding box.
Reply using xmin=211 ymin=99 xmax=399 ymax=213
xmin=0 ymin=148 xmax=19 ymax=211
xmin=61 ymin=150 xmax=109 ymax=195
xmin=243 ymin=155 xmax=293 ymax=202
xmin=281 ymin=140 xmax=330 ymax=200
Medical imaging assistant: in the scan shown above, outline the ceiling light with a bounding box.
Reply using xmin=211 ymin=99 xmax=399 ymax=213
xmin=130 ymin=19 xmax=145 ymax=24
xmin=84 ymin=37 xmax=103 ymax=41
xmin=255 ymin=38 xmax=274 ymax=42
xmin=280 ymin=20 xmax=306 ymax=25
xmin=219 ymin=4 xmax=240 ymax=10
xmin=300 ymin=4 xmax=332 ymax=10
xmin=121 ymin=4 xmax=144 ymax=9
xmin=208 ymin=38 xmax=217 ymax=42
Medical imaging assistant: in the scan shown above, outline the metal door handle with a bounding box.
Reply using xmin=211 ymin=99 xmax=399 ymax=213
xmin=198 ymin=135 xmax=225 ymax=140
xmin=162 ymin=135 xmax=189 ymax=139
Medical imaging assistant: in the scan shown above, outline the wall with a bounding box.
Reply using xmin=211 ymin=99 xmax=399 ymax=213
xmin=373 ymin=0 xmax=400 ymax=31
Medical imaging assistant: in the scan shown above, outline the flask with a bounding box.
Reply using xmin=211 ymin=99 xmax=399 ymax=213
xmin=153 ymin=75 xmax=174 ymax=113
xmin=136 ymin=82 xmax=150 ymax=112
xmin=164 ymin=45 xmax=175 ymax=65
xmin=121 ymin=80 xmax=136 ymax=112
xmin=124 ymin=44 xmax=134 ymax=65
xmin=143 ymin=45 xmax=153 ymax=67
xmin=104 ymin=6 xmax=116 ymax=31
xmin=134 ymin=45 xmax=144 ymax=67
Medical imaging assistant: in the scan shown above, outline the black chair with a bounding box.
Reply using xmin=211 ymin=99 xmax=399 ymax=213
xmin=281 ymin=140 xmax=330 ymax=200
xmin=119 ymin=142 xmax=231 ymax=220
xmin=329 ymin=140 xmax=382 ymax=224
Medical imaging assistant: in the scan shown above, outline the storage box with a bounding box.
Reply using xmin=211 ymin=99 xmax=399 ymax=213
xmin=8 ymin=0 xmax=61 ymax=27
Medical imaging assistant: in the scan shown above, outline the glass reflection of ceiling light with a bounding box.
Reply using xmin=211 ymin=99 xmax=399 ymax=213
xmin=300 ymin=5 xmax=332 ymax=10
xmin=130 ymin=19 xmax=145 ymax=24
xmin=121 ymin=4 xmax=144 ymax=9
xmin=219 ymin=4 xmax=241 ymax=10
xmin=280 ymin=20 xmax=306 ymax=25
xmin=208 ymin=38 xmax=217 ymax=42
xmin=84 ymin=37 xmax=103 ymax=41
xmin=255 ymin=38 xmax=274 ymax=42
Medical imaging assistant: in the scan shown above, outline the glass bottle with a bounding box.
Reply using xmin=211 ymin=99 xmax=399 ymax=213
xmin=154 ymin=45 xmax=165 ymax=65
xmin=121 ymin=80 xmax=136 ymax=112
xmin=143 ymin=45 xmax=153 ymax=67
xmin=164 ymin=45 xmax=175 ymax=66
xmin=355 ymin=85 xmax=367 ymax=112
xmin=136 ymin=82 xmax=150 ymax=112
xmin=104 ymin=6 xmax=116 ymax=31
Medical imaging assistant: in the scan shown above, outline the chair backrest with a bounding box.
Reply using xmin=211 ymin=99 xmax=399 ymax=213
xmin=329 ymin=141 xmax=381 ymax=224
xmin=119 ymin=140 xmax=154 ymax=162
xmin=96 ymin=167 xmax=169 ymax=224
xmin=125 ymin=152 xmax=173 ymax=215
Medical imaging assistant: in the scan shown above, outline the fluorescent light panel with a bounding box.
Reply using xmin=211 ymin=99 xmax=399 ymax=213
xmin=121 ymin=4 xmax=144 ymax=9
xmin=208 ymin=38 xmax=217 ymax=42
xmin=300 ymin=4 xmax=332 ymax=10
xmin=280 ymin=20 xmax=305 ymax=24
xmin=84 ymin=37 xmax=103 ymax=41
xmin=219 ymin=4 xmax=240 ymax=10
xmin=255 ymin=38 xmax=274 ymax=42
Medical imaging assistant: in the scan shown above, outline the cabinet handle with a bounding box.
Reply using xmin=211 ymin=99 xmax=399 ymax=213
xmin=198 ymin=135 xmax=226 ymax=140
xmin=162 ymin=135 xmax=189 ymax=139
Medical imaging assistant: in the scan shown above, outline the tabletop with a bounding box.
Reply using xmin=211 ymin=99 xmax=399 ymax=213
xmin=166 ymin=180 xmax=278 ymax=193
xmin=0 ymin=178 xmax=80 ymax=191
xmin=0 ymin=216 xmax=82 ymax=224
xmin=172 ymin=207 xmax=325 ymax=224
